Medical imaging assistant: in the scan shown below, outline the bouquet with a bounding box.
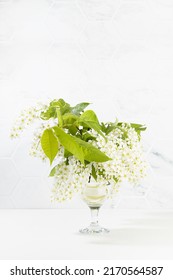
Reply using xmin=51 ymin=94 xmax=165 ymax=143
xmin=11 ymin=98 xmax=147 ymax=202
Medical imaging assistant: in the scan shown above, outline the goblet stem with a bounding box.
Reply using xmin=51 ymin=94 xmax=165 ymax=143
xmin=90 ymin=207 xmax=100 ymax=228
xmin=79 ymin=205 xmax=110 ymax=234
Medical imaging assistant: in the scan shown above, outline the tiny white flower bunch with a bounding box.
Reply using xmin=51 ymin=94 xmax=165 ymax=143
xmin=11 ymin=98 xmax=147 ymax=202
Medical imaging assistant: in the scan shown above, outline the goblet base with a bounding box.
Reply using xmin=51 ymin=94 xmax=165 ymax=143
xmin=79 ymin=223 xmax=110 ymax=234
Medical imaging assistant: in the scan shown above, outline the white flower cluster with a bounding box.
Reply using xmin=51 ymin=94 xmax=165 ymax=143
xmin=93 ymin=125 xmax=147 ymax=188
xmin=51 ymin=157 xmax=92 ymax=202
xmin=10 ymin=103 xmax=47 ymax=139
xmin=10 ymin=102 xmax=147 ymax=203
xmin=51 ymin=125 xmax=147 ymax=202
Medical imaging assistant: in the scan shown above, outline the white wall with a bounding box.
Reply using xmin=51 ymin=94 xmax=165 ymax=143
xmin=0 ymin=0 xmax=173 ymax=209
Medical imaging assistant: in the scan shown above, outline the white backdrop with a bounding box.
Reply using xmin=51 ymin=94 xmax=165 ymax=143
xmin=0 ymin=0 xmax=173 ymax=209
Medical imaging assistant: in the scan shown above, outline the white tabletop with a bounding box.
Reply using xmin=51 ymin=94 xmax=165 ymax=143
xmin=0 ymin=209 xmax=173 ymax=260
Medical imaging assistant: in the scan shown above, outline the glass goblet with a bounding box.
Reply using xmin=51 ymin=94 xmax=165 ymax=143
xmin=79 ymin=183 xmax=110 ymax=234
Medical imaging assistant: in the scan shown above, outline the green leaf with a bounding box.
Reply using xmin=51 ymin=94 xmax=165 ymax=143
xmin=71 ymin=102 xmax=90 ymax=115
xmin=50 ymin=99 xmax=71 ymax=115
xmin=40 ymin=99 xmax=72 ymax=121
xmin=68 ymin=125 xmax=78 ymax=135
xmin=72 ymin=137 xmax=111 ymax=163
xmin=104 ymin=123 xmax=117 ymax=135
xmin=117 ymin=122 xmax=146 ymax=131
xmin=130 ymin=123 xmax=147 ymax=131
xmin=50 ymin=98 xmax=66 ymax=107
xmin=74 ymin=137 xmax=111 ymax=163
xmin=103 ymin=121 xmax=146 ymax=138
xmin=53 ymin=127 xmax=111 ymax=164
xmin=91 ymin=165 xmax=97 ymax=180
xmin=82 ymin=132 xmax=96 ymax=142
xmin=62 ymin=113 xmax=78 ymax=126
xmin=40 ymin=106 xmax=56 ymax=120
xmin=41 ymin=129 xmax=59 ymax=164
xmin=49 ymin=165 xmax=58 ymax=177
xmin=64 ymin=149 xmax=72 ymax=158
xmin=77 ymin=110 xmax=106 ymax=139
xmin=101 ymin=119 xmax=119 ymax=135
xmin=118 ymin=122 xmax=146 ymax=139
xmin=53 ymin=127 xmax=84 ymax=163
xmin=100 ymin=122 xmax=107 ymax=133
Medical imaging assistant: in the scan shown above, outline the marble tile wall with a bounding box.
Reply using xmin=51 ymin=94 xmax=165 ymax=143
xmin=0 ymin=0 xmax=173 ymax=209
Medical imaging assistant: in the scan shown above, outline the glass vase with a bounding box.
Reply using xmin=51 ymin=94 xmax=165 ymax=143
xmin=79 ymin=183 xmax=110 ymax=234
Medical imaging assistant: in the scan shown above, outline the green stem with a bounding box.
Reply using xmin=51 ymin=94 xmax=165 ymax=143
xmin=56 ymin=108 xmax=63 ymax=128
